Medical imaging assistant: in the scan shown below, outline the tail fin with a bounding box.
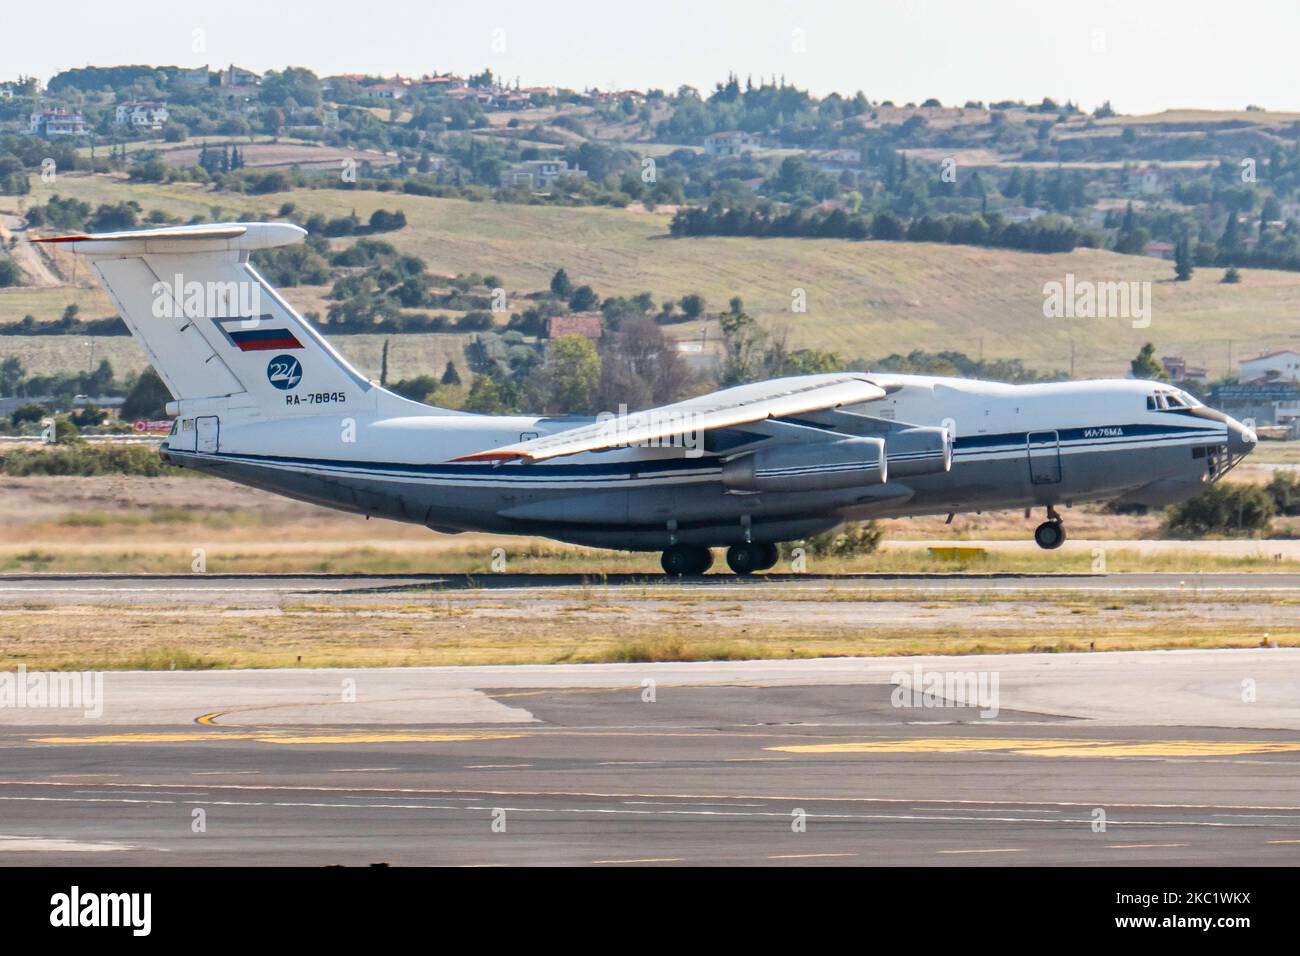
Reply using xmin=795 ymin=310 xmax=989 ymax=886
xmin=36 ymin=222 xmax=442 ymax=421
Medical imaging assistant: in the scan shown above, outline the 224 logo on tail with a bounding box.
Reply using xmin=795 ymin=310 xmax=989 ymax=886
xmin=267 ymin=355 xmax=302 ymax=390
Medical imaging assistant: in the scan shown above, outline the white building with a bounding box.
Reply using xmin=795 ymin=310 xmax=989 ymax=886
xmin=811 ymin=148 xmax=861 ymax=172
xmin=500 ymin=159 xmax=586 ymax=190
xmin=703 ymin=130 xmax=759 ymax=158
xmin=1239 ymin=349 xmax=1300 ymax=383
xmin=115 ymin=102 xmax=169 ymax=129
xmin=1125 ymin=165 xmax=1168 ymax=196
xmin=1000 ymin=205 xmax=1047 ymax=223
xmin=28 ymin=110 xmax=89 ymax=137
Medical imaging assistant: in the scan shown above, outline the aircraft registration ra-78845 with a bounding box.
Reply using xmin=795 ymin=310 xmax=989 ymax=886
xmin=36 ymin=222 xmax=1257 ymax=575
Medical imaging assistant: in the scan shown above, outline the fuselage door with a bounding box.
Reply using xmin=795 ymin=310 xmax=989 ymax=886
xmin=1027 ymin=430 xmax=1061 ymax=484
xmin=196 ymin=415 xmax=220 ymax=454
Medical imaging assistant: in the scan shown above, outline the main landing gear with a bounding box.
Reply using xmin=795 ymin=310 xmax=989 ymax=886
xmin=659 ymin=542 xmax=780 ymax=576
xmin=661 ymin=543 xmax=714 ymax=576
xmin=1033 ymin=505 xmax=1066 ymax=550
xmin=725 ymin=542 xmax=779 ymax=575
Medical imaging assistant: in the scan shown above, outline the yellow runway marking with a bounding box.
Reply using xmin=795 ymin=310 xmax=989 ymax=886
xmin=195 ymin=712 xmax=223 ymax=726
xmin=32 ymin=732 xmax=523 ymax=746
xmin=593 ymin=857 xmax=682 ymax=864
xmin=937 ymin=848 xmax=1026 ymax=854
xmin=1106 ymin=844 xmax=1189 ymax=849
xmin=1266 ymin=839 xmax=1300 ymax=844
xmin=768 ymin=737 xmax=1300 ymax=759
xmin=767 ymin=852 xmax=856 ymax=860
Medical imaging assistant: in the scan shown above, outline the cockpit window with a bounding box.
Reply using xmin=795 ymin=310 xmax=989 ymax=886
xmin=1146 ymin=395 xmax=1157 ymax=410
xmin=1166 ymin=393 xmax=1185 ymax=408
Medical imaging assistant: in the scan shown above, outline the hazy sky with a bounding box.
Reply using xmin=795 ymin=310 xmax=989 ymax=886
xmin=8 ymin=0 xmax=1300 ymax=114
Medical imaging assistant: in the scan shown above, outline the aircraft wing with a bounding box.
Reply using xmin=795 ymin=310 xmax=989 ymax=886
xmin=454 ymin=373 xmax=890 ymax=463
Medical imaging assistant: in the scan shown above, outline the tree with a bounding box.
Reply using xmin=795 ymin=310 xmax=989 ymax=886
xmin=568 ymin=285 xmax=598 ymax=311
xmin=260 ymin=67 xmax=322 ymax=108
xmin=1266 ymin=471 xmax=1300 ymax=516
xmin=379 ymin=339 xmax=389 ymax=386
xmin=1164 ymin=482 xmax=1273 ymax=536
xmin=549 ymin=268 xmax=572 ymax=299
xmin=0 ymin=356 xmax=25 ymax=395
xmin=718 ymin=309 xmax=768 ymax=385
xmin=534 ymin=335 xmax=601 ymax=413
xmin=53 ymin=418 xmax=82 ymax=444
xmin=388 ymin=375 xmax=439 ymax=403
xmin=120 ymin=367 xmax=172 ymax=420
xmin=440 ymin=360 xmax=462 ymax=386
xmin=1219 ymin=214 xmax=1241 ymax=262
xmin=0 ymin=258 xmax=21 ymax=289
xmin=1130 ymin=343 xmax=1169 ymax=382
xmin=10 ymin=403 xmax=47 ymax=426
xmin=595 ymin=317 xmax=691 ymax=411
xmin=871 ymin=211 xmax=904 ymax=240
xmin=1174 ymin=237 xmax=1194 ymax=281
xmin=463 ymin=374 xmax=508 ymax=414
xmin=679 ymin=294 xmax=705 ymax=319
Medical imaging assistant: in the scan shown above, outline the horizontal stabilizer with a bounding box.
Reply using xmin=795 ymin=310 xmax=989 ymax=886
xmin=31 ymin=222 xmax=305 ymax=255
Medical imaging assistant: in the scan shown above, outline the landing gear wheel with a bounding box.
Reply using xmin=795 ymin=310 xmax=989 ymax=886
xmin=726 ymin=543 xmax=777 ymax=575
xmin=661 ymin=544 xmax=714 ymax=576
xmin=1034 ymin=521 xmax=1066 ymax=550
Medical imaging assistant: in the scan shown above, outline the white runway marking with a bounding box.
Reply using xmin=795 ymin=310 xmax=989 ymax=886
xmin=0 ymin=834 xmax=136 ymax=852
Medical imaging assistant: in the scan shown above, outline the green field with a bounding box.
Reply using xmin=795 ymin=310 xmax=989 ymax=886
xmin=6 ymin=172 xmax=1300 ymax=378
xmin=1 ymin=330 xmax=474 ymax=382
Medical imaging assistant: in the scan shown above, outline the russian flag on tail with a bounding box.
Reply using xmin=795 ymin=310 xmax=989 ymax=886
xmin=214 ymin=316 xmax=304 ymax=352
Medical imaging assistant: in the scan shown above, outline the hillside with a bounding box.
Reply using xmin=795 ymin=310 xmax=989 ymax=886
xmin=5 ymin=172 xmax=1300 ymax=379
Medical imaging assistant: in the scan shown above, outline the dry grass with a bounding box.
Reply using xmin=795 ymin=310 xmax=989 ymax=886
xmin=7 ymin=174 xmax=1300 ymax=378
xmin=0 ymin=591 xmax=1292 ymax=670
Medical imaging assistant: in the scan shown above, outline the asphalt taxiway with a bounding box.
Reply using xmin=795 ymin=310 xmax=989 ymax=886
xmin=1 ymin=650 xmax=1298 ymax=866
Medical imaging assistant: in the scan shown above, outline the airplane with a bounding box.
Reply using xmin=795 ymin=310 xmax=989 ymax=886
xmin=36 ymin=222 xmax=1258 ymax=575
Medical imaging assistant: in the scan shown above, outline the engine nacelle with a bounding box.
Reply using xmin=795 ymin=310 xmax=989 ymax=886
xmin=884 ymin=425 xmax=952 ymax=477
xmin=722 ymin=437 xmax=887 ymax=492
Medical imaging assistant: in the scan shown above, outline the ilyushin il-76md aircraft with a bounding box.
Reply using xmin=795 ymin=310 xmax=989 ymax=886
xmin=38 ymin=223 xmax=1258 ymax=575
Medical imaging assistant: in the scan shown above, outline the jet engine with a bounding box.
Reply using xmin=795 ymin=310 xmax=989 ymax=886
xmin=722 ymin=437 xmax=887 ymax=492
xmin=883 ymin=425 xmax=952 ymax=477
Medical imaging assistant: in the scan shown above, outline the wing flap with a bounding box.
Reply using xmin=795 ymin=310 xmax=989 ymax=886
xmin=455 ymin=373 xmax=888 ymax=463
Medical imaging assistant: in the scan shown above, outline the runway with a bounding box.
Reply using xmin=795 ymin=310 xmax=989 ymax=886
xmin=1 ymin=650 xmax=1298 ymax=865
xmin=5 ymin=570 xmax=1300 ymax=607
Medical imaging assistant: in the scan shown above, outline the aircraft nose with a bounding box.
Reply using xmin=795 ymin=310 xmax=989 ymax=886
xmin=1226 ymin=416 xmax=1257 ymax=457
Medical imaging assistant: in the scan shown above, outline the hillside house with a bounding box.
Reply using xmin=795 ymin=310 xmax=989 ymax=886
xmin=28 ymin=110 xmax=89 ymax=137
xmin=500 ymin=159 xmax=585 ymax=190
xmin=115 ymin=101 xmax=169 ymax=129
xmin=703 ymin=131 xmax=758 ymax=158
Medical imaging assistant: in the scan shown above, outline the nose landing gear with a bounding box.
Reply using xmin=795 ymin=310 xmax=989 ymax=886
xmin=1033 ymin=505 xmax=1066 ymax=550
